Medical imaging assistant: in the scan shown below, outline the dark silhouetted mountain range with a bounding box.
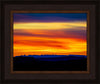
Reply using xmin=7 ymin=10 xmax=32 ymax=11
xmin=13 ymin=55 xmax=87 ymax=71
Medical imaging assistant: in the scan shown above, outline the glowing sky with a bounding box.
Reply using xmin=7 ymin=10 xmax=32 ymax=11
xmin=13 ymin=13 xmax=87 ymax=57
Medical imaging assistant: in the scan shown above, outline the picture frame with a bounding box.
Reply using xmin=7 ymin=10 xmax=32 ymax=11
xmin=0 ymin=0 xmax=99 ymax=84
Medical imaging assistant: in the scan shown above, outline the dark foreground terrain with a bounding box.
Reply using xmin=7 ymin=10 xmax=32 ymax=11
xmin=13 ymin=55 xmax=87 ymax=71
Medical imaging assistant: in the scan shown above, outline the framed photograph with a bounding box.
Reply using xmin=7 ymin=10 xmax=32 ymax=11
xmin=12 ymin=11 xmax=89 ymax=73
xmin=0 ymin=0 xmax=99 ymax=84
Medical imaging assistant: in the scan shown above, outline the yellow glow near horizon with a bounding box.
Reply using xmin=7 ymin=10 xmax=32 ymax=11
xmin=13 ymin=35 xmax=87 ymax=56
xmin=14 ymin=22 xmax=86 ymax=30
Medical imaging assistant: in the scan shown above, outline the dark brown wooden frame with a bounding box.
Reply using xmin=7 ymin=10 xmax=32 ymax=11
xmin=0 ymin=0 xmax=100 ymax=84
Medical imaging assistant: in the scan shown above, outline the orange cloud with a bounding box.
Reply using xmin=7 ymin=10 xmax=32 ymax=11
xmin=13 ymin=21 xmax=87 ymax=57
xmin=13 ymin=34 xmax=87 ymax=56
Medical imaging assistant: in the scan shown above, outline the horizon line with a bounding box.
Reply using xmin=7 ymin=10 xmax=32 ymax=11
xmin=14 ymin=54 xmax=87 ymax=57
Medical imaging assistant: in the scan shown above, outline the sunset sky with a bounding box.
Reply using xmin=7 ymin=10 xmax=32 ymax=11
xmin=13 ymin=13 xmax=87 ymax=57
